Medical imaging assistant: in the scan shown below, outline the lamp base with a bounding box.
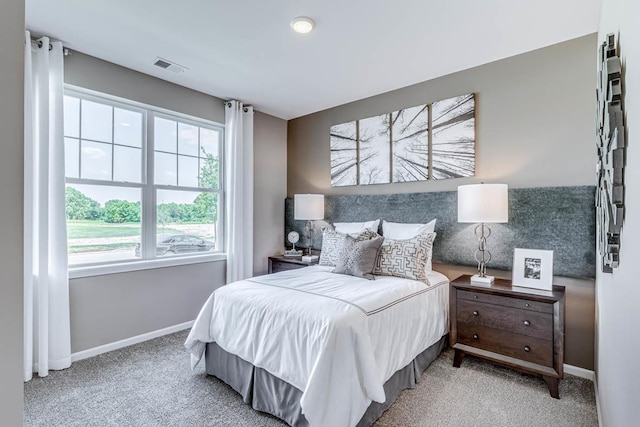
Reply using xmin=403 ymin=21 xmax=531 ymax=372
xmin=470 ymin=274 xmax=495 ymax=284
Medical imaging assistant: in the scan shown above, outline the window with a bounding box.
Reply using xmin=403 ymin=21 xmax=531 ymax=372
xmin=64 ymin=89 xmax=224 ymax=269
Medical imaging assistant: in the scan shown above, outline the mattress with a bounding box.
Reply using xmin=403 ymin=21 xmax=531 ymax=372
xmin=186 ymin=266 xmax=450 ymax=427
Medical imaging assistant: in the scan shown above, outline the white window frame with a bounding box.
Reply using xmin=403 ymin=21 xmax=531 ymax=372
xmin=65 ymin=86 xmax=226 ymax=279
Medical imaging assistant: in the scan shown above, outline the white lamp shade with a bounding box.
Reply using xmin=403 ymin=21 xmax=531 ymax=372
xmin=294 ymin=194 xmax=325 ymax=220
xmin=458 ymin=184 xmax=508 ymax=223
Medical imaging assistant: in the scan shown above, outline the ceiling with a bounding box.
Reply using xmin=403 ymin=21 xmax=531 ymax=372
xmin=26 ymin=0 xmax=601 ymax=120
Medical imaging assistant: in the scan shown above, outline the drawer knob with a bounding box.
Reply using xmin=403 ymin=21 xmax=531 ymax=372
xmin=474 ymin=295 xmax=478 ymax=299
xmin=473 ymin=311 xmax=479 ymax=316
xmin=524 ymin=346 xmax=531 ymax=352
xmin=523 ymin=320 xmax=531 ymax=326
xmin=473 ymin=334 xmax=479 ymax=340
xmin=525 ymin=303 xmax=530 ymax=307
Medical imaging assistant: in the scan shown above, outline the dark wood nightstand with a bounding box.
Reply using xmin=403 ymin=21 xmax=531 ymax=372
xmin=450 ymin=274 xmax=565 ymax=398
xmin=268 ymin=255 xmax=319 ymax=274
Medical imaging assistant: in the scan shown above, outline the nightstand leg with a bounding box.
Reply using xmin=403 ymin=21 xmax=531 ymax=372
xmin=453 ymin=349 xmax=465 ymax=368
xmin=543 ymin=376 xmax=560 ymax=399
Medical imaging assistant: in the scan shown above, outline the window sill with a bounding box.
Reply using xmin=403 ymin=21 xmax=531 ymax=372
xmin=68 ymin=253 xmax=227 ymax=279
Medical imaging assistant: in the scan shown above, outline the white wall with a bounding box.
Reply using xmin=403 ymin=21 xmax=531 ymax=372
xmin=596 ymin=0 xmax=640 ymax=425
xmin=0 ymin=0 xmax=24 ymax=424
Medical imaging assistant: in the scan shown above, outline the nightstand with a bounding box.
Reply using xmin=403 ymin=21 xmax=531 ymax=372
xmin=450 ymin=274 xmax=565 ymax=398
xmin=268 ymin=255 xmax=318 ymax=274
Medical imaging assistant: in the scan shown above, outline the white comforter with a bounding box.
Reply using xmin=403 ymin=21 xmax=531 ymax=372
xmin=185 ymin=266 xmax=449 ymax=427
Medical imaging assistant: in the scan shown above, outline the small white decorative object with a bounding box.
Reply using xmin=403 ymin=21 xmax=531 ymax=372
xmin=284 ymin=231 xmax=303 ymax=257
xmin=302 ymin=255 xmax=319 ymax=262
xmin=512 ymin=248 xmax=554 ymax=291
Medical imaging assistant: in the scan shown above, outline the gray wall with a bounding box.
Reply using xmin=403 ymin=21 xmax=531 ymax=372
xmin=65 ymin=52 xmax=287 ymax=352
xmin=71 ymin=262 xmax=225 ymax=352
xmin=0 ymin=0 xmax=24 ymax=423
xmin=288 ymin=34 xmax=597 ymax=196
xmin=65 ymin=52 xmax=225 ymax=123
xmin=254 ymin=112 xmax=288 ymax=275
xmin=596 ymin=1 xmax=639 ymax=425
xmin=287 ymin=35 xmax=597 ymax=370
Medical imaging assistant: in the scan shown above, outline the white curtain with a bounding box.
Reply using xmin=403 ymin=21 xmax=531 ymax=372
xmin=225 ymin=100 xmax=254 ymax=283
xmin=24 ymin=32 xmax=71 ymax=381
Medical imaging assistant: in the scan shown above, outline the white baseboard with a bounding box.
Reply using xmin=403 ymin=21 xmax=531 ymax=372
xmin=71 ymin=320 xmax=194 ymax=363
xmin=593 ymin=375 xmax=603 ymax=427
xmin=563 ymin=363 xmax=595 ymax=381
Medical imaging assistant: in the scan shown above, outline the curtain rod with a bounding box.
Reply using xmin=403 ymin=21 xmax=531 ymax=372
xmin=30 ymin=39 xmax=71 ymax=56
xmin=224 ymin=101 xmax=251 ymax=112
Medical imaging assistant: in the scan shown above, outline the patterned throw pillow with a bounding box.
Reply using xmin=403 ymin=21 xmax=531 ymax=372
xmin=373 ymin=232 xmax=437 ymax=282
xmin=319 ymin=229 xmax=343 ymax=266
xmin=333 ymin=235 xmax=385 ymax=280
xmin=319 ymin=229 xmax=380 ymax=267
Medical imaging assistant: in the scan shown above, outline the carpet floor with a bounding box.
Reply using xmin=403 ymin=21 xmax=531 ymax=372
xmin=24 ymin=330 xmax=598 ymax=427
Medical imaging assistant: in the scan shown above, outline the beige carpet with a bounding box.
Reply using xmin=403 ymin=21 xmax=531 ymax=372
xmin=24 ymin=330 xmax=597 ymax=426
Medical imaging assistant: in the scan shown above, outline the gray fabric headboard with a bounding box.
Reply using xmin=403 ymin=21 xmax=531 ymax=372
xmin=284 ymin=186 xmax=596 ymax=279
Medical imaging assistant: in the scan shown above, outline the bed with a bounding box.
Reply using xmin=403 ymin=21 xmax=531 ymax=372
xmin=185 ymin=264 xmax=449 ymax=427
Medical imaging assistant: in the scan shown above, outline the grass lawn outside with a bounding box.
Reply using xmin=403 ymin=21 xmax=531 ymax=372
xmin=67 ymin=220 xmax=210 ymax=239
xmin=69 ymin=242 xmax=135 ymax=254
xmin=67 ymin=220 xmax=143 ymax=239
xmin=67 ymin=220 xmax=217 ymax=260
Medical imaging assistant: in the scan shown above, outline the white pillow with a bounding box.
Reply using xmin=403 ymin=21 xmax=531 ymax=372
xmin=334 ymin=219 xmax=380 ymax=234
xmin=382 ymin=219 xmax=436 ymax=239
xmin=382 ymin=219 xmax=437 ymax=270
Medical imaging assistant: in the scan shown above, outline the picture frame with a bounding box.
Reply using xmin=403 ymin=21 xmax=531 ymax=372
xmin=512 ymin=248 xmax=554 ymax=291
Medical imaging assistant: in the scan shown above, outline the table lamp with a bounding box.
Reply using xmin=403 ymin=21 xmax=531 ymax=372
xmin=294 ymin=194 xmax=324 ymax=261
xmin=458 ymin=183 xmax=509 ymax=284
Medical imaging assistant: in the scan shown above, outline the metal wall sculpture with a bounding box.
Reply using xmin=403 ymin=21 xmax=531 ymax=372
xmin=596 ymin=33 xmax=625 ymax=272
xmin=330 ymin=94 xmax=475 ymax=187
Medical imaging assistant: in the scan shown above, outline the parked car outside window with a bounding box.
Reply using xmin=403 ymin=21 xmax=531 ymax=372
xmin=134 ymin=234 xmax=215 ymax=257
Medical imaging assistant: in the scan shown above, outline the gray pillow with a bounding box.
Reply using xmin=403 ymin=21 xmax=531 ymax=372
xmin=333 ymin=235 xmax=385 ymax=280
xmin=373 ymin=232 xmax=436 ymax=283
xmin=319 ymin=229 xmax=380 ymax=267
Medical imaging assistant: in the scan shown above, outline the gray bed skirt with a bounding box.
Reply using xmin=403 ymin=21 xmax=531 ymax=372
xmin=204 ymin=334 xmax=448 ymax=426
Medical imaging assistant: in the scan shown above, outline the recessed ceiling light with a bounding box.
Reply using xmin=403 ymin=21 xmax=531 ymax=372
xmin=291 ymin=16 xmax=315 ymax=34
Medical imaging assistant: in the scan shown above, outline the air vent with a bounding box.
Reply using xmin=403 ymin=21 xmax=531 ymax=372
xmin=154 ymin=59 xmax=171 ymax=69
xmin=153 ymin=57 xmax=188 ymax=74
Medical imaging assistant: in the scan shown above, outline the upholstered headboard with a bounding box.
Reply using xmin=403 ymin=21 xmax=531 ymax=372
xmin=284 ymin=186 xmax=596 ymax=279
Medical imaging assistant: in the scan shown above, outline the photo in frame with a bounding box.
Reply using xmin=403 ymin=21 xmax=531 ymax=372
xmin=512 ymin=248 xmax=554 ymax=291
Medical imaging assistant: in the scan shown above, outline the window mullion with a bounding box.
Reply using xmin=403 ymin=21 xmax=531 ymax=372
xmin=142 ymin=112 xmax=156 ymax=260
xmin=111 ymin=106 xmax=115 ymax=180
xmin=218 ymin=130 xmax=225 ymax=252
xmin=78 ymin=99 xmax=83 ymax=179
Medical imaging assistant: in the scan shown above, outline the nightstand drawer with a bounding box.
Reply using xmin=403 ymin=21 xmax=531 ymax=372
xmin=457 ymin=324 xmax=553 ymax=367
xmin=268 ymin=256 xmax=318 ymax=274
xmin=457 ymin=299 xmax=553 ymax=340
xmin=457 ymin=289 xmax=553 ymax=314
xmin=270 ymin=260 xmax=306 ymax=274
